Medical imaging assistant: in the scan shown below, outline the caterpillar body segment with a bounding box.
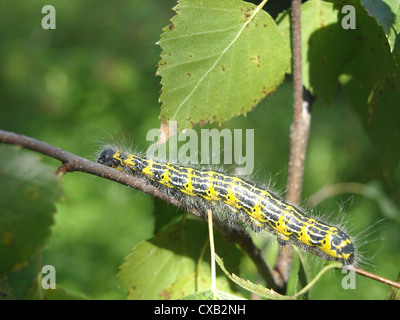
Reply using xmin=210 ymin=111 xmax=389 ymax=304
xmin=98 ymin=148 xmax=355 ymax=265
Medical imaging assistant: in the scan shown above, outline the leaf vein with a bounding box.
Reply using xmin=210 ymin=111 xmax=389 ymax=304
xmin=158 ymin=26 xmax=239 ymax=44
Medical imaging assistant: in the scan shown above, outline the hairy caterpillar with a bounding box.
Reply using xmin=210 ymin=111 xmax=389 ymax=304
xmin=98 ymin=148 xmax=355 ymax=265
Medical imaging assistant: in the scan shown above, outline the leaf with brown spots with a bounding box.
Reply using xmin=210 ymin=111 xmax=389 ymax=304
xmin=157 ymin=0 xmax=290 ymax=134
xmin=118 ymin=218 xmax=243 ymax=300
xmin=361 ymin=0 xmax=400 ymax=52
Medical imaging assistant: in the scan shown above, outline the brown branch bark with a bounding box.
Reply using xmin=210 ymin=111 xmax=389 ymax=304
xmin=350 ymin=266 xmax=400 ymax=290
xmin=273 ymin=0 xmax=313 ymax=294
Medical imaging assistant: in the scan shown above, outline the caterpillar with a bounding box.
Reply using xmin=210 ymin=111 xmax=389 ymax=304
xmin=98 ymin=148 xmax=355 ymax=265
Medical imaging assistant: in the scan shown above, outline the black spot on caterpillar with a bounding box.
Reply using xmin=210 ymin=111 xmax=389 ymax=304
xmin=98 ymin=148 xmax=355 ymax=265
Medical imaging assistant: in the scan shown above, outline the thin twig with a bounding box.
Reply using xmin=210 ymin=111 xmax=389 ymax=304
xmin=0 ymin=129 xmax=278 ymax=289
xmin=287 ymin=0 xmax=308 ymax=205
xmin=350 ymin=266 xmax=400 ymax=290
xmin=274 ymin=0 xmax=313 ymax=294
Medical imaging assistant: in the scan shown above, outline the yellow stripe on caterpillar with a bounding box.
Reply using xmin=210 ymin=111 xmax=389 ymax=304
xmin=98 ymin=148 xmax=355 ymax=265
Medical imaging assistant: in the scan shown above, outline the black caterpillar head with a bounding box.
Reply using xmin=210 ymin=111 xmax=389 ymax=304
xmin=98 ymin=148 xmax=119 ymax=168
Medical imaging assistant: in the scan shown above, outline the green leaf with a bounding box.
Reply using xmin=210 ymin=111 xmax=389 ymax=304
xmin=157 ymin=0 xmax=290 ymax=132
xmin=364 ymin=74 xmax=400 ymax=174
xmin=278 ymin=0 xmax=356 ymax=104
xmin=343 ymin=62 xmax=400 ymax=176
xmin=214 ymin=290 xmax=246 ymax=300
xmin=331 ymin=1 xmax=399 ymax=177
xmin=183 ymin=288 xmax=245 ymax=300
xmin=118 ymin=217 xmax=243 ymax=300
xmin=183 ymin=288 xmax=215 ymax=300
xmin=0 ymin=145 xmax=62 ymax=275
xmin=361 ymin=0 xmax=400 ymax=52
xmin=343 ymin=0 xmax=396 ymax=94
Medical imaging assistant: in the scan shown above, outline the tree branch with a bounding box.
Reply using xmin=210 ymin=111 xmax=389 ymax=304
xmin=273 ymin=0 xmax=313 ymax=293
xmin=0 ymin=129 xmax=280 ymax=290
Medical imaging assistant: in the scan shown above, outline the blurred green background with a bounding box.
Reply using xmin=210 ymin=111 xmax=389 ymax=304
xmin=1 ymin=0 xmax=399 ymax=299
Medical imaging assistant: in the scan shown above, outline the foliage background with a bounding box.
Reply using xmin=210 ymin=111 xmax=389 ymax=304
xmin=0 ymin=0 xmax=399 ymax=299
